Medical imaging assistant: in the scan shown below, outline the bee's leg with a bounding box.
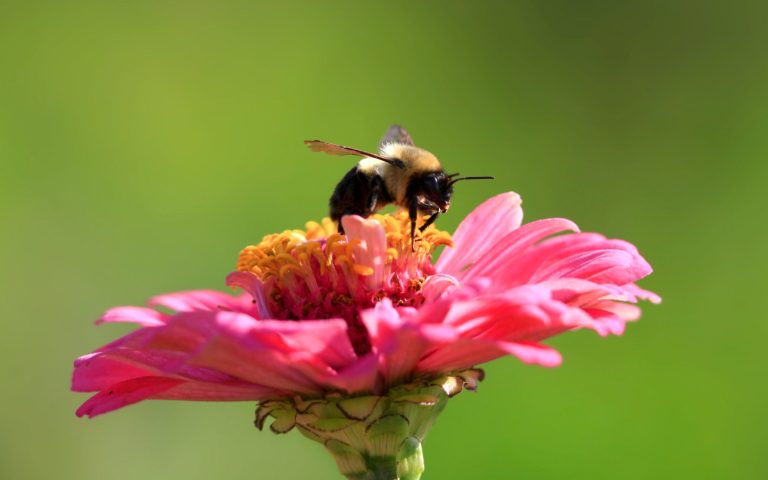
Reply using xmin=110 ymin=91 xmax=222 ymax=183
xmin=332 ymin=170 xmax=390 ymax=236
xmin=337 ymin=183 xmax=378 ymax=235
xmin=419 ymin=211 xmax=441 ymax=232
xmin=367 ymin=176 xmax=385 ymax=213
xmin=409 ymin=203 xmax=418 ymax=252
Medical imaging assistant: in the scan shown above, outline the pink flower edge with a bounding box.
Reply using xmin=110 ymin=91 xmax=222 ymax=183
xmin=73 ymin=192 xmax=658 ymax=417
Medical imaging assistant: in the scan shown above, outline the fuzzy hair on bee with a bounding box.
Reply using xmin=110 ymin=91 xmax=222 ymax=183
xmin=305 ymin=125 xmax=493 ymax=249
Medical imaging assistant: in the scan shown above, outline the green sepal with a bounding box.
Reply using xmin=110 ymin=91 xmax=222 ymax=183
xmin=325 ymin=439 xmax=367 ymax=476
xmin=268 ymin=408 xmax=296 ymax=434
xmin=309 ymin=416 xmax=360 ymax=433
xmin=338 ymin=395 xmax=382 ymax=420
xmin=254 ymin=368 xmax=485 ymax=479
xmin=254 ymin=400 xmax=281 ymax=430
xmin=392 ymin=394 xmax=439 ymax=406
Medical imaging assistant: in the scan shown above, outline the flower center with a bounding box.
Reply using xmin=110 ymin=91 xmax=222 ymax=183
xmin=235 ymin=211 xmax=452 ymax=355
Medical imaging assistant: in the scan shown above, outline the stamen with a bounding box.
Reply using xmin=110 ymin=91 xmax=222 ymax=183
xmin=352 ymin=264 xmax=375 ymax=276
xmin=235 ymin=211 xmax=454 ymax=353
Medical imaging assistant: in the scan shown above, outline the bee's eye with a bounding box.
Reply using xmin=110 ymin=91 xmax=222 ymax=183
xmin=424 ymin=175 xmax=440 ymax=193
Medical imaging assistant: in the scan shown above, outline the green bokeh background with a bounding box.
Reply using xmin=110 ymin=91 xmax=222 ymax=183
xmin=2 ymin=1 xmax=765 ymax=479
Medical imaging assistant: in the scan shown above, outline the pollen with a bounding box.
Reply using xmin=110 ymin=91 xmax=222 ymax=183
xmin=235 ymin=211 xmax=452 ymax=353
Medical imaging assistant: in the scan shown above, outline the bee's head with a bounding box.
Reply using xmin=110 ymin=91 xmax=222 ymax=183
xmin=410 ymin=171 xmax=495 ymax=215
xmin=419 ymin=172 xmax=453 ymax=213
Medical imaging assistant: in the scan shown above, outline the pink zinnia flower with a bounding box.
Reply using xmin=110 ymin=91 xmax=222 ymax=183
xmin=73 ymin=192 xmax=658 ymax=479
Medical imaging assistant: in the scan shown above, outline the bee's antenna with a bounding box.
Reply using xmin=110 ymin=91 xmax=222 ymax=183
xmin=447 ymin=172 xmax=462 ymax=179
xmin=449 ymin=176 xmax=495 ymax=186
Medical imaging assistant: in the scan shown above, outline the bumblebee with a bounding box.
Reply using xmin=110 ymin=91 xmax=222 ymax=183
xmin=305 ymin=125 xmax=493 ymax=247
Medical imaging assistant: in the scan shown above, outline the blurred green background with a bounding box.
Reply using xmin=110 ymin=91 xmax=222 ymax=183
xmin=2 ymin=1 xmax=765 ymax=479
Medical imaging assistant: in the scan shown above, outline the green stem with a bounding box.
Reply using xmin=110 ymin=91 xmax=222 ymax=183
xmin=346 ymin=457 xmax=398 ymax=480
xmin=345 ymin=438 xmax=424 ymax=480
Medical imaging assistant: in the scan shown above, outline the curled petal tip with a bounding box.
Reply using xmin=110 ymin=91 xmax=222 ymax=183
xmin=341 ymin=215 xmax=387 ymax=290
xmin=225 ymin=271 xmax=271 ymax=319
xmin=96 ymin=306 xmax=165 ymax=327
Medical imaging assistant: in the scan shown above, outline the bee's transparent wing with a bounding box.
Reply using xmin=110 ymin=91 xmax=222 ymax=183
xmin=379 ymin=124 xmax=414 ymax=149
xmin=304 ymin=140 xmax=405 ymax=168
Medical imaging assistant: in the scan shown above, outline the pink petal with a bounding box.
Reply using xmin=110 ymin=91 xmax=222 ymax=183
xmin=501 ymin=341 xmax=563 ymax=366
xmin=89 ymin=327 xmax=159 ymax=354
xmin=189 ymin=344 xmax=319 ymax=395
xmin=75 ymin=377 xmax=278 ymax=418
xmin=413 ymin=285 xmax=600 ymax=372
xmin=421 ymin=274 xmax=460 ymax=303
xmin=151 ymin=380 xmax=278 ymax=401
xmin=149 ymin=289 xmax=252 ymax=314
xmin=417 ymin=339 xmax=562 ymax=372
xmin=588 ymin=301 xmax=642 ymax=322
xmin=342 ymin=215 xmax=387 ymax=290
xmin=76 ymin=377 xmax=184 ymax=418
xmin=73 ymin=314 xmax=258 ymax=393
xmin=141 ymin=312 xmax=219 ymax=352
xmin=74 ymin=347 xmax=239 ymax=390
xmin=189 ymin=312 xmax=357 ymax=394
xmin=97 ymin=306 xmax=167 ymax=327
xmin=225 ymin=271 xmax=272 ymax=318
xmin=322 ymin=353 xmax=380 ymax=394
xmin=72 ymin=353 xmax=156 ymax=392
xmin=362 ymin=300 xmax=458 ymax=386
xmin=442 ymin=287 xmax=593 ymax=340
xmin=539 ymin=278 xmax=623 ymax=304
xmin=458 ymin=218 xmax=580 ymax=284
xmin=582 ymin=309 xmax=627 ymax=336
xmin=485 ymin=233 xmax=656 ymax=292
xmin=214 ymin=313 xmax=357 ymax=368
xmin=531 ymin=246 xmax=650 ymax=285
xmin=436 ymin=192 xmax=524 ymax=276
xmin=73 ymin=308 xmax=373 ymax=413
xmin=623 ymin=283 xmax=662 ymax=304
xmin=539 ymin=277 xmax=657 ymax=312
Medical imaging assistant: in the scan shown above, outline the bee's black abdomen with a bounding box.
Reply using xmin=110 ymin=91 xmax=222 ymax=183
xmin=329 ymin=167 xmax=392 ymax=233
